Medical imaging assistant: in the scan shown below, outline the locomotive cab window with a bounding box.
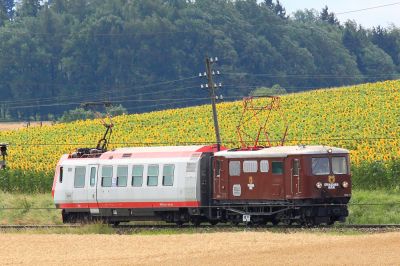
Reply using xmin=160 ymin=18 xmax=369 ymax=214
xmin=332 ymin=157 xmax=348 ymax=174
xmin=147 ymin=165 xmax=159 ymax=186
xmin=293 ymin=159 xmax=300 ymax=176
xmin=117 ymin=166 xmax=128 ymax=187
xmin=272 ymin=162 xmax=283 ymax=175
xmin=162 ymin=165 xmax=175 ymax=186
xmin=243 ymin=160 xmax=258 ymax=173
xmin=312 ymin=158 xmax=330 ymax=175
xmin=74 ymin=166 xmax=86 ymax=188
xmin=101 ymin=166 xmax=113 ymax=187
xmin=229 ymin=161 xmax=240 ymax=176
xmin=132 ymin=165 xmax=144 ymax=187
xmin=215 ymin=160 xmax=221 ymax=177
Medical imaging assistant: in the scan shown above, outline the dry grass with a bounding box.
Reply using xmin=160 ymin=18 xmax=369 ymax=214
xmin=1 ymin=232 xmax=399 ymax=265
xmin=0 ymin=121 xmax=52 ymax=131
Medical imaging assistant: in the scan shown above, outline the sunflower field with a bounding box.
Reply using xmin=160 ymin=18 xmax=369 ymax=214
xmin=0 ymin=80 xmax=399 ymax=192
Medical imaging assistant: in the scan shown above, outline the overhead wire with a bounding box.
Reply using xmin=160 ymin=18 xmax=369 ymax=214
xmin=336 ymin=1 xmax=400 ymax=15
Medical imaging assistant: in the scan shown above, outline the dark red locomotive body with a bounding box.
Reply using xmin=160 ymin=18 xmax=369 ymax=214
xmin=211 ymin=145 xmax=351 ymax=225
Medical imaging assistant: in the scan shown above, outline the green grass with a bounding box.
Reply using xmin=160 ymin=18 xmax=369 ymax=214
xmin=0 ymin=190 xmax=399 ymax=228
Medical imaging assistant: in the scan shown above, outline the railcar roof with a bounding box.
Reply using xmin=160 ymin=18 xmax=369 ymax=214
xmin=215 ymin=145 xmax=349 ymax=159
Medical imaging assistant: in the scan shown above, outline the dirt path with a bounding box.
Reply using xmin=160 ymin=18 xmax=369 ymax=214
xmin=1 ymin=232 xmax=399 ymax=265
xmin=0 ymin=121 xmax=52 ymax=131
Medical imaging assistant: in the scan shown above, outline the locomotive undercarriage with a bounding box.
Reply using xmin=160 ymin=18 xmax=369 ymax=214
xmin=214 ymin=197 xmax=350 ymax=226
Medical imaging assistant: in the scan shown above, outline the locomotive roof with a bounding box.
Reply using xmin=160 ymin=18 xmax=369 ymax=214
xmin=214 ymin=145 xmax=349 ymax=159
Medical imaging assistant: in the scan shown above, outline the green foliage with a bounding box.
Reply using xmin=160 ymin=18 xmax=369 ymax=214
xmin=351 ymin=160 xmax=400 ymax=190
xmin=0 ymin=0 xmax=399 ymax=119
xmin=58 ymin=107 xmax=96 ymax=123
xmin=0 ymin=169 xmax=52 ymax=193
xmin=250 ymin=84 xmax=286 ymax=96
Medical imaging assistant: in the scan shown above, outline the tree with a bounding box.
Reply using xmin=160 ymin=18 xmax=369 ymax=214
xmin=320 ymin=6 xmax=339 ymax=26
xmin=18 ymin=0 xmax=40 ymax=17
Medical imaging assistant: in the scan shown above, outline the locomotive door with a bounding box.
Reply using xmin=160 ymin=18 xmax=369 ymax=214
xmin=213 ymin=158 xmax=228 ymax=199
xmin=291 ymin=158 xmax=302 ymax=196
xmin=87 ymin=165 xmax=99 ymax=212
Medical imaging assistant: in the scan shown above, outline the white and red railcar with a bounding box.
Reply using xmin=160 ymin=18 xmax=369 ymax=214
xmin=53 ymin=144 xmax=351 ymax=225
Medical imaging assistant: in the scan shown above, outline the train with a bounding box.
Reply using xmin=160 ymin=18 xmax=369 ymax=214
xmin=52 ymin=144 xmax=351 ymax=226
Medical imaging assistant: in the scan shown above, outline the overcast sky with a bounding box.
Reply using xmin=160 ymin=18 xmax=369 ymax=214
xmin=277 ymin=0 xmax=400 ymax=28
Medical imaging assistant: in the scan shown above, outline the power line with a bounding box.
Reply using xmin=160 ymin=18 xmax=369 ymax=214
xmin=6 ymin=137 xmax=400 ymax=147
xmin=336 ymin=2 xmax=400 ymax=15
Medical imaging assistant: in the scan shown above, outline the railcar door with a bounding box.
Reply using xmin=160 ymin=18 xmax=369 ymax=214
xmin=87 ymin=165 xmax=99 ymax=213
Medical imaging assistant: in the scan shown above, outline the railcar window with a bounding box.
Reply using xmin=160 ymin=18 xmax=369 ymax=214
xmin=293 ymin=159 xmax=300 ymax=176
xmin=272 ymin=162 xmax=283 ymax=175
xmin=132 ymin=165 xmax=144 ymax=187
xmin=162 ymin=165 xmax=175 ymax=186
xmin=260 ymin=160 xmax=269 ymax=173
xmin=59 ymin=167 xmax=63 ymax=183
xmin=90 ymin=167 xmax=96 ymax=187
xmin=101 ymin=166 xmax=113 ymax=187
xmin=312 ymin=158 xmax=330 ymax=175
xmin=243 ymin=160 xmax=258 ymax=173
xmin=117 ymin=166 xmax=128 ymax=187
xmin=74 ymin=167 xmax=86 ymax=188
xmin=147 ymin=165 xmax=159 ymax=186
xmin=332 ymin=157 xmax=348 ymax=174
xmin=229 ymin=161 xmax=240 ymax=176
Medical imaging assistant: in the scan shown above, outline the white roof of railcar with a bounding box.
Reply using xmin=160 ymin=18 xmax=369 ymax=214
xmin=215 ymin=145 xmax=349 ymax=159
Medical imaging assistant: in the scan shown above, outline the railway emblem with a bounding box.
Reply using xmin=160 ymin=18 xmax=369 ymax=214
xmin=324 ymin=175 xmax=339 ymax=190
xmin=248 ymin=176 xmax=255 ymax=190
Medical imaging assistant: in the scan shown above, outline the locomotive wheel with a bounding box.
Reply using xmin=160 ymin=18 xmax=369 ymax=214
xmin=271 ymin=219 xmax=279 ymax=226
xmin=209 ymin=220 xmax=218 ymax=226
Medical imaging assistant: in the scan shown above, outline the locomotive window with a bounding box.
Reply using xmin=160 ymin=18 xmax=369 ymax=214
xmin=229 ymin=161 xmax=240 ymax=176
xmin=332 ymin=157 xmax=348 ymax=174
xmin=243 ymin=160 xmax=258 ymax=173
xmin=293 ymin=159 xmax=300 ymax=176
xmin=215 ymin=160 xmax=221 ymax=177
xmin=117 ymin=166 xmax=128 ymax=187
xmin=101 ymin=166 xmax=113 ymax=187
xmin=272 ymin=162 xmax=283 ymax=175
xmin=147 ymin=165 xmax=159 ymax=186
xmin=90 ymin=167 xmax=96 ymax=187
xmin=260 ymin=160 xmax=269 ymax=173
xmin=74 ymin=166 xmax=86 ymax=188
xmin=162 ymin=165 xmax=175 ymax=186
xmin=132 ymin=165 xmax=144 ymax=187
xmin=59 ymin=167 xmax=63 ymax=183
xmin=312 ymin=158 xmax=330 ymax=175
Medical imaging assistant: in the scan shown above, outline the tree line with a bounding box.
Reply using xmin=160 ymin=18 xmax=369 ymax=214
xmin=0 ymin=0 xmax=399 ymax=120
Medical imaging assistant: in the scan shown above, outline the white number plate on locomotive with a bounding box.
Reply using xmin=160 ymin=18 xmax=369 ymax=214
xmin=242 ymin=215 xmax=251 ymax=222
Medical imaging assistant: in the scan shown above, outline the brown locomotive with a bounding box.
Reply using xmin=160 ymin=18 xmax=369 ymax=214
xmin=212 ymin=145 xmax=351 ymax=225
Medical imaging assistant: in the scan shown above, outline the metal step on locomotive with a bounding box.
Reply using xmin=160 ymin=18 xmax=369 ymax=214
xmin=52 ymin=57 xmax=351 ymax=226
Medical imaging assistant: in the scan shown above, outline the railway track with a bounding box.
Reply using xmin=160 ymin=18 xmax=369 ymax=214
xmin=1 ymin=224 xmax=400 ymax=230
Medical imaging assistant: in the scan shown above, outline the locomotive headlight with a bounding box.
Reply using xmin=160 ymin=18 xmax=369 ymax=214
xmin=316 ymin=182 xmax=323 ymax=189
xmin=342 ymin=181 xmax=349 ymax=188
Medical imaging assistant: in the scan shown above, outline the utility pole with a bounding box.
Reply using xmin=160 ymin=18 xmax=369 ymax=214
xmin=200 ymin=57 xmax=223 ymax=151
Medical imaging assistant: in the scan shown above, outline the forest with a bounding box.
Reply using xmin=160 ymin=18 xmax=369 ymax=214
xmin=0 ymin=0 xmax=399 ymax=120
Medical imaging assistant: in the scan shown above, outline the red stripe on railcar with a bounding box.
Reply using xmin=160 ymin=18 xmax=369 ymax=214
xmin=58 ymin=201 xmax=200 ymax=209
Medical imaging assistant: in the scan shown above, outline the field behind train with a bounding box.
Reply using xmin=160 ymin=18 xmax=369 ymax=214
xmin=0 ymin=80 xmax=399 ymax=192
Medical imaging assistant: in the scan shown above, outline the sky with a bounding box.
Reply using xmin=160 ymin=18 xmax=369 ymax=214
xmin=277 ymin=0 xmax=400 ymax=28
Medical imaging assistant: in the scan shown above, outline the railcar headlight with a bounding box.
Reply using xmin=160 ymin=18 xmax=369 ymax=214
xmin=342 ymin=181 xmax=349 ymax=188
xmin=316 ymin=182 xmax=323 ymax=189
